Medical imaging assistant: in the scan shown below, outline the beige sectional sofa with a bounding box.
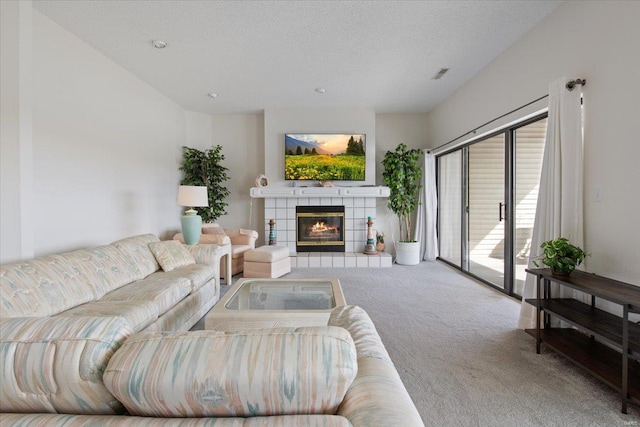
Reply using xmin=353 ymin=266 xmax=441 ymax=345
xmin=0 ymin=235 xmax=424 ymax=426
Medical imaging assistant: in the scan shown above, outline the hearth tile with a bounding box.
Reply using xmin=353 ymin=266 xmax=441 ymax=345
xmin=276 ymin=198 xmax=287 ymax=208
xmin=346 ymin=242 xmax=354 ymax=252
xmin=343 ymin=198 xmax=353 ymax=207
xmin=290 ymin=257 xmax=297 ymax=268
xmin=356 ymin=255 xmax=368 ymax=267
xmin=367 ymin=256 xmax=380 ymax=268
xmin=365 ymin=198 xmax=376 ymax=208
xmin=265 ymin=208 xmax=275 ymax=219
xmin=287 ymin=198 xmax=297 ymax=208
xmin=297 ymin=256 xmax=309 ymax=268
xmin=333 ymin=256 xmax=345 ymax=268
xmin=331 ymin=197 xmax=342 ymax=206
xmin=266 ymin=198 xmax=275 ymax=208
xmin=309 ymin=256 xmax=321 ymax=267
xmin=321 ymin=257 xmax=332 ymax=268
xmin=354 ymin=197 xmax=365 ymax=208
xmin=380 ymin=253 xmax=392 ymax=267
xmin=344 ymin=257 xmax=357 ymax=268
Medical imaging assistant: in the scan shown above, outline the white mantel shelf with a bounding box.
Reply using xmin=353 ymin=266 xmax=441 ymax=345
xmin=250 ymin=186 xmax=390 ymax=198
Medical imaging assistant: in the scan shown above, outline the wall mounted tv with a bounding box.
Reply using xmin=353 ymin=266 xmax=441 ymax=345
xmin=285 ymin=133 xmax=366 ymax=181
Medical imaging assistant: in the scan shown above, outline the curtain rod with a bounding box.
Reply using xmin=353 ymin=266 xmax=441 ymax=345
xmin=428 ymin=77 xmax=586 ymax=154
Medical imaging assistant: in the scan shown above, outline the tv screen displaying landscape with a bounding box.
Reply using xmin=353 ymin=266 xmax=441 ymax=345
xmin=285 ymin=133 xmax=366 ymax=181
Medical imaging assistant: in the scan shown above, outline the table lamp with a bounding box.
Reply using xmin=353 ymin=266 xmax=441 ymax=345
xmin=177 ymin=185 xmax=209 ymax=245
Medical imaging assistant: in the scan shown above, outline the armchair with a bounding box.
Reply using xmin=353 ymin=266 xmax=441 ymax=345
xmin=174 ymin=224 xmax=259 ymax=280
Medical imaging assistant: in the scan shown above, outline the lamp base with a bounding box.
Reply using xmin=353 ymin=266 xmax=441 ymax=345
xmin=181 ymin=211 xmax=202 ymax=245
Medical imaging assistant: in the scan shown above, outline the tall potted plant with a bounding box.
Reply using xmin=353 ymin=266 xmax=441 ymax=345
xmin=382 ymin=143 xmax=422 ymax=265
xmin=179 ymin=146 xmax=230 ymax=223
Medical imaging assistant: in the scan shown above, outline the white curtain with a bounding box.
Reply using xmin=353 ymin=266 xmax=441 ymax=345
xmin=415 ymin=150 xmax=439 ymax=261
xmin=518 ymin=77 xmax=584 ymax=329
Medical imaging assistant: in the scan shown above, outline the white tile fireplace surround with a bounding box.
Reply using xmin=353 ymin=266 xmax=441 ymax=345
xmin=250 ymin=186 xmax=391 ymax=268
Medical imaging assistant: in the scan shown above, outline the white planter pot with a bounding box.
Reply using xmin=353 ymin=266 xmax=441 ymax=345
xmin=395 ymin=241 xmax=421 ymax=265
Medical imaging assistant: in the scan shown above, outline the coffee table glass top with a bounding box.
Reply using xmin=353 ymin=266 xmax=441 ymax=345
xmin=225 ymin=279 xmax=336 ymax=311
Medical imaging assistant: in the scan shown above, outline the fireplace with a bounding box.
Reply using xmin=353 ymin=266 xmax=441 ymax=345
xmin=296 ymin=206 xmax=345 ymax=252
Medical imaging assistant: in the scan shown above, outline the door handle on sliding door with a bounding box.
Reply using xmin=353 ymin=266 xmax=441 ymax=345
xmin=499 ymin=202 xmax=505 ymax=222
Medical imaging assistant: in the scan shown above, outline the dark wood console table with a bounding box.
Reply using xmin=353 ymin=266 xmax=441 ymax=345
xmin=525 ymin=268 xmax=640 ymax=413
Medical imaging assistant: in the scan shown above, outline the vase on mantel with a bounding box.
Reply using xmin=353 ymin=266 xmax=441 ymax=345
xmin=376 ymin=242 xmax=385 ymax=252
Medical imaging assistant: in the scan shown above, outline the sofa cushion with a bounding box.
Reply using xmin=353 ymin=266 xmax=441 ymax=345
xmin=0 ymin=255 xmax=95 ymax=317
xmin=153 ymin=264 xmax=216 ymax=293
xmin=244 ymin=245 xmax=290 ymax=263
xmin=59 ymin=245 xmax=139 ymax=298
xmin=0 ymin=413 xmax=352 ymax=426
xmin=0 ymin=316 xmax=132 ymax=415
xmin=148 ymin=241 xmax=195 ymax=272
xmin=104 ymin=327 xmax=358 ymax=418
xmin=111 ymin=234 xmax=161 ymax=280
xmin=99 ymin=275 xmax=191 ymax=315
xmin=57 ymin=300 xmax=158 ymax=332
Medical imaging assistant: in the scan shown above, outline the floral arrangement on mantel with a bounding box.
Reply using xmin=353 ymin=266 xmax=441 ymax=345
xmin=376 ymin=231 xmax=385 ymax=252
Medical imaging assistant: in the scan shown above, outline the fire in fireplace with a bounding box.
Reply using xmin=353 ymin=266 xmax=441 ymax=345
xmin=296 ymin=206 xmax=345 ymax=252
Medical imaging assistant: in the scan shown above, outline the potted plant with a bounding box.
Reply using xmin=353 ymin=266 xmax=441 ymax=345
xmin=376 ymin=231 xmax=385 ymax=252
xmin=179 ymin=146 xmax=230 ymax=223
xmin=382 ymin=143 xmax=422 ymax=265
xmin=533 ymin=237 xmax=586 ymax=277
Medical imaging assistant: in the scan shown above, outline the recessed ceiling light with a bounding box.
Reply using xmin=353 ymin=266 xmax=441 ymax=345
xmin=315 ymin=88 xmax=326 ymax=94
xmin=207 ymin=92 xmax=218 ymax=99
xmin=152 ymin=40 xmax=167 ymax=49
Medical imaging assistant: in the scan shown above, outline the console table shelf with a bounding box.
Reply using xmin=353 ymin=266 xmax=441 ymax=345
xmin=526 ymin=268 xmax=640 ymax=413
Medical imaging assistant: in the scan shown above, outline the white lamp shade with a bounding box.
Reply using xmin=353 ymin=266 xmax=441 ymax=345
xmin=177 ymin=186 xmax=209 ymax=207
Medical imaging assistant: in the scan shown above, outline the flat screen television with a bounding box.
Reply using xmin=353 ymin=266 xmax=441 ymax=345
xmin=285 ymin=133 xmax=366 ymax=181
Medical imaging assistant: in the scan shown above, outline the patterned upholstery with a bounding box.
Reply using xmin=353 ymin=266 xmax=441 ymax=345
xmin=99 ymin=275 xmax=191 ymax=316
xmin=0 ymin=316 xmax=133 ymax=415
xmin=103 ymin=327 xmax=358 ymax=417
xmin=111 ymin=234 xmax=161 ymax=280
xmin=154 ymin=264 xmax=216 ymax=293
xmin=0 ymin=413 xmax=352 ymax=426
xmin=148 ymin=241 xmax=195 ymax=272
xmin=0 ymin=255 xmax=95 ymax=317
xmin=58 ymin=300 xmax=158 ymax=332
xmin=59 ymin=246 xmax=139 ymax=298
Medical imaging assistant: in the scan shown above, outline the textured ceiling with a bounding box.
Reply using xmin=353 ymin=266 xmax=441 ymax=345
xmin=33 ymin=0 xmax=562 ymax=114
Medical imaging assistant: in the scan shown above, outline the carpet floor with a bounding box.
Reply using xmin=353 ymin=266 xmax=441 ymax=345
xmin=197 ymin=261 xmax=640 ymax=426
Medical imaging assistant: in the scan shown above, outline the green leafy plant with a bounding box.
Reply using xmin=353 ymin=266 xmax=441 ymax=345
xmin=382 ymin=143 xmax=422 ymax=242
xmin=179 ymin=146 xmax=230 ymax=223
xmin=533 ymin=237 xmax=586 ymax=275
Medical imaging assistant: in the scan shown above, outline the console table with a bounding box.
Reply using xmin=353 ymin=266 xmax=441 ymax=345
xmin=525 ymin=268 xmax=640 ymax=413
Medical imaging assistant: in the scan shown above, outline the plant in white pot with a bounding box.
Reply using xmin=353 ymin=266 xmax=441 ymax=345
xmin=382 ymin=143 xmax=422 ymax=265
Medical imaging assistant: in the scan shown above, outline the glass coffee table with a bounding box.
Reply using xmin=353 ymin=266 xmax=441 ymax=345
xmin=204 ymin=278 xmax=346 ymax=330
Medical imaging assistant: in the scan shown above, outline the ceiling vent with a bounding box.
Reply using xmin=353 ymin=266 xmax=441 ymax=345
xmin=431 ymin=68 xmax=449 ymax=80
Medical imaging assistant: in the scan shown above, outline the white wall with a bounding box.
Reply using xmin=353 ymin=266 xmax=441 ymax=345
xmin=263 ymin=108 xmax=377 ymax=187
xmin=1 ymin=8 xmax=191 ymax=259
xmin=1 ymin=0 xmax=34 ymax=263
xmin=425 ymin=1 xmax=640 ymax=284
xmin=212 ymin=114 xmax=264 ymax=233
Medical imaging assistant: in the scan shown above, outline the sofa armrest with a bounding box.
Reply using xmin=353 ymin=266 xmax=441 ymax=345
xmin=224 ymin=228 xmax=259 ymax=247
xmin=0 ymin=316 xmax=133 ymax=415
xmin=173 ymin=232 xmax=231 ymax=246
xmin=185 ymin=243 xmax=227 ymax=274
xmin=329 ymin=305 xmax=425 ymax=427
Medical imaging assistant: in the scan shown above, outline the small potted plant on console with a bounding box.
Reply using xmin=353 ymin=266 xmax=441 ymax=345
xmin=533 ymin=237 xmax=586 ymax=277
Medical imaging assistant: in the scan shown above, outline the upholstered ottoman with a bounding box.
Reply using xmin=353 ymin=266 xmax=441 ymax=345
xmin=243 ymin=245 xmax=291 ymax=278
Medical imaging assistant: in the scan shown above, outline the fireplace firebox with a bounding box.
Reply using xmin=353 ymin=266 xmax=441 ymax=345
xmin=296 ymin=206 xmax=345 ymax=252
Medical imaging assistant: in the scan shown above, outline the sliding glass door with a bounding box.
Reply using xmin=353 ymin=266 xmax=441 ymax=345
xmin=467 ymin=135 xmax=506 ymax=289
xmin=436 ymin=114 xmax=547 ymax=297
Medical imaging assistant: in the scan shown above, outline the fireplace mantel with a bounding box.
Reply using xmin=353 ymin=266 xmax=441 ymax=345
xmin=250 ymin=186 xmax=390 ymax=198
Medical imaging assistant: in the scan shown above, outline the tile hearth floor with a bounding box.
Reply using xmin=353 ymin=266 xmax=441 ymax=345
xmin=291 ymin=252 xmax=392 ymax=268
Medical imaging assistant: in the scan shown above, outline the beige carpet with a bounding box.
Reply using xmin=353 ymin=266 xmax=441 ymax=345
xmin=198 ymin=261 xmax=640 ymax=425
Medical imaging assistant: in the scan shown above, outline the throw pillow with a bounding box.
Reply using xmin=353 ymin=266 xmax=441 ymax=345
xmin=148 ymin=241 xmax=195 ymax=272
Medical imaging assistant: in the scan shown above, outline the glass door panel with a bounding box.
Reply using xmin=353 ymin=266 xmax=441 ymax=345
xmin=513 ymin=118 xmax=547 ymax=296
xmin=467 ymin=135 xmax=506 ymax=288
xmin=438 ymin=151 xmax=462 ymax=267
